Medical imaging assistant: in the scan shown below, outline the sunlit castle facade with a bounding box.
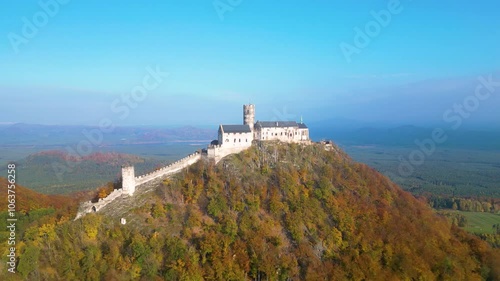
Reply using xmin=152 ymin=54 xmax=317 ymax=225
xmin=217 ymin=104 xmax=310 ymax=148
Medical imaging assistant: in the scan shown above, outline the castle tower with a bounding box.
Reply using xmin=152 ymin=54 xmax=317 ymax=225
xmin=243 ymin=104 xmax=255 ymax=131
xmin=121 ymin=165 xmax=136 ymax=196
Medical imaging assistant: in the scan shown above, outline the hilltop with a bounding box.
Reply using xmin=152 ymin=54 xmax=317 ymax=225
xmin=1 ymin=142 xmax=499 ymax=280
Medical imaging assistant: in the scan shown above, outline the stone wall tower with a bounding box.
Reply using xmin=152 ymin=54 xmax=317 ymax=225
xmin=243 ymin=104 xmax=255 ymax=131
xmin=121 ymin=165 xmax=136 ymax=196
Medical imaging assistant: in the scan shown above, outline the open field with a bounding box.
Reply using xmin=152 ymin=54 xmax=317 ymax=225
xmin=451 ymin=210 xmax=500 ymax=235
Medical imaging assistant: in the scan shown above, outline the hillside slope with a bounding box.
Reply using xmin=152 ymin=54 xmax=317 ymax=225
xmin=0 ymin=177 xmax=77 ymax=212
xmin=1 ymin=142 xmax=499 ymax=280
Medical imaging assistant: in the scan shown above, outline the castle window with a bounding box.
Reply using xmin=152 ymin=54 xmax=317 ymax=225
xmin=234 ymin=139 xmax=236 ymax=142
xmin=239 ymin=139 xmax=241 ymax=142
xmin=225 ymin=139 xmax=229 ymax=142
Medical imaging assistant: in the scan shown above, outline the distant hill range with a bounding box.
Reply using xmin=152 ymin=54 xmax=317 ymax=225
xmin=2 ymin=122 xmax=498 ymax=150
xmin=310 ymin=122 xmax=500 ymax=150
xmin=0 ymin=123 xmax=216 ymax=146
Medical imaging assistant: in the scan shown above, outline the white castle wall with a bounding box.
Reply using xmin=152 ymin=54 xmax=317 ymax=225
xmin=74 ymin=151 xmax=201 ymax=220
xmin=255 ymin=126 xmax=310 ymax=143
xmin=135 ymin=152 xmax=201 ymax=186
xmin=219 ymin=132 xmax=253 ymax=148
xmin=206 ymin=144 xmax=250 ymax=163
xmin=74 ymin=189 xmax=125 ymax=220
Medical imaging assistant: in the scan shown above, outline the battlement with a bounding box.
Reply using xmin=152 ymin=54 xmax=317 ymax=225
xmin=134 ymin=151 xmax=201 ymax=185
xmin=74 ymin=189 xmax=125 ymax=220
xmin=208 ymin=144 xmax=223 ymax=149
xmin=75 ymin=151 xmax=201 ymax=220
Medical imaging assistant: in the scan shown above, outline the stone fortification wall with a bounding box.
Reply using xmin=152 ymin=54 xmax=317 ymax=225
xmin=135 ymin=151 xmax=201 ymax=186
xmin=75 ymin=151 xmax=201 ymax=220
xmin=206 ymin=145 xmax=250 ymax=163
xmin=74 ymin=189 xmax=125 ymax=220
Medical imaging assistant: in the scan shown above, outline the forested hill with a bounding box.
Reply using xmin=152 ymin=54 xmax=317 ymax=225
xmin=1 ymin=142 xmax=499 ymax=280
xmin=0 ymin=178 xmax=77 ymax=213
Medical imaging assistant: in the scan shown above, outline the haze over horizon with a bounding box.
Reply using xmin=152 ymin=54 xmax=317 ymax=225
xmin=1 ymin=1 xmax=499 ymax=128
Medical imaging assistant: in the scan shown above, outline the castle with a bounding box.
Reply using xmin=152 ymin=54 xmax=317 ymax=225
xmin=219 ymin=104 xmax=310 ymax=145
xmin=75 ymin=104 xmax=310 ymax=219
xmin=206 ymin=104 xmax=310 ymax=162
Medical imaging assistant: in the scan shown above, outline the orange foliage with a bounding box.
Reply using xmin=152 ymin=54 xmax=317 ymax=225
xmin=0 ymin=177 xmax=77 ymax=213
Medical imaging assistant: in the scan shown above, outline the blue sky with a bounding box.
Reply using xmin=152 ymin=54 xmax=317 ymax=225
xmin=0 ymin=0 xmax=499 ymax=127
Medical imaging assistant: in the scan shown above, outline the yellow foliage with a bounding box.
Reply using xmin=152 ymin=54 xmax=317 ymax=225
xmin=82 ymin=215 xmax=102 ymax=240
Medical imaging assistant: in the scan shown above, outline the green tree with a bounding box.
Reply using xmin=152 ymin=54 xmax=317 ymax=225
xmin=17 ymin=244 xmax=40 ymax=278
